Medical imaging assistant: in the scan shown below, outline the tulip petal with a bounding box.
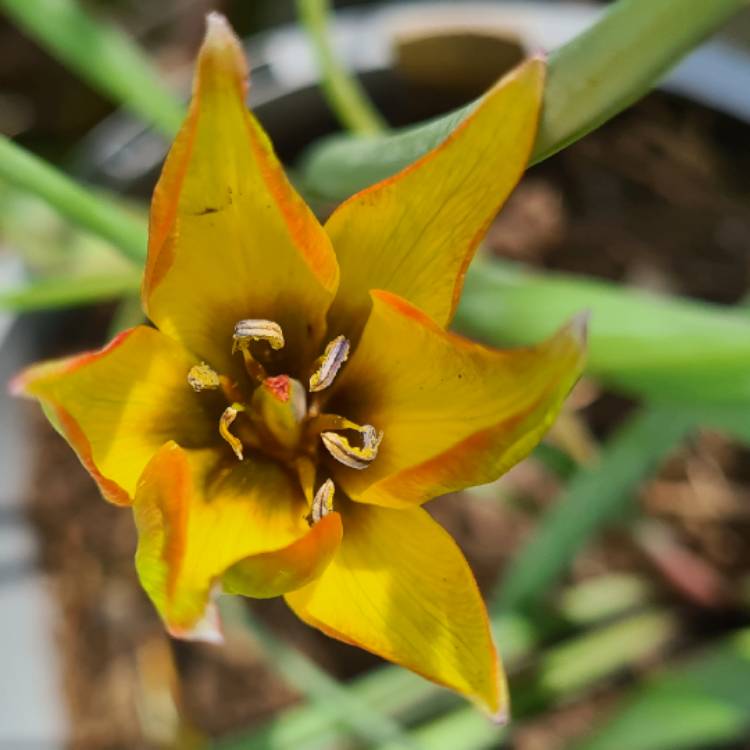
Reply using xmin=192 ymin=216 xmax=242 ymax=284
xmin=144 ymin=14 xmax=339 ymax=377
xmin=11 ymin=326 xmax=215 ymax=505
xmin=329 ymin=291 xmax=586 ymax=508
xmin=134 ymin=441 xmax=339 ymax=638
xmin=286 ymin=501 xmax=506 ymax=718
xmin=325 ymin=58 xmax=543 ymax=339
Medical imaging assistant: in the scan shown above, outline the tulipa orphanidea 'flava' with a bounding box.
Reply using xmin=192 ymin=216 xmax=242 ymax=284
xmin=12 ymin=14 xmax=586 ymax=718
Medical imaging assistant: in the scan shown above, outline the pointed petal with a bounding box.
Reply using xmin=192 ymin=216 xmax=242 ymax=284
xmin=133 ymin=442 xmax=339 ymax=636
xmin=325 ymin=58 xmax=544 ymax=339
xmin=329 ymin=291 xmax=586 ymax=508
xmin=286 ymin=502 xmax=506 ymax=717
xmin=11 ymin=326 xmax=215 ymax=505
xmin=143 ymin=14 xmax=339 ymax=376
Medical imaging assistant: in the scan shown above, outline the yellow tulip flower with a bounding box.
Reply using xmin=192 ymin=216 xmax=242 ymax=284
xmin=13 ymin=13 xmax=586 ymax=718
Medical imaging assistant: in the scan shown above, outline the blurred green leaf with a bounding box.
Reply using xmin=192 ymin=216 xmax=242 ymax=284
xmin=107 ymin=294 xmax=144 ymax=336
xmin=495 ymin=406 xmax=694 ymax=614
xmin=0 ymin=136 xmax=147 ymax=263
xmin=216 ymin=606 xmax=678 ymax=750
xmin=0 ymin=186 xmax=138 ymax=279
xmin=536 ymin=609 xmax=677 ymax=699
xmin=456 ymin=259 xmax=750 ymax=404
xmin=573 ymin=629 xmax=750 ymax=750
xmin=0 ymin=0 xmax=183 ymax=135
xmin=558 ymin=573 xmax=654 ymax=626
xmin=296 ymin=0 xmax=386 ymax=135
xmin=0 ymin=272 xmax=141 ymax=311
xmin=214 ymin=613 xmax=536 ymax=750
xmin=219 ymin=598 xmax=424 ymax=750
xmin=300 ymin=0 xmax=744 ymax=200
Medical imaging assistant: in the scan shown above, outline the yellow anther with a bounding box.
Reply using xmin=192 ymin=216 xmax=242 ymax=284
xmin=321 ymin=423 xmax=383 ymax=470
xmin=309 ymin=335 xmax=350 ymax=392
xmin=219 ymin=404 xmax=245 ymax=460
xmin=232 ymin=319 xmax=284 ymax=353
xmin=309 ymin=478 xmax=335 ymax=525
xmin=187 ymin=362 xmax=220 ymax=392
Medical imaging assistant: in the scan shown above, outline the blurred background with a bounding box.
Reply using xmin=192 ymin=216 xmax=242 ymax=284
xmin=1 ymin=1 xmax=750 ymax=749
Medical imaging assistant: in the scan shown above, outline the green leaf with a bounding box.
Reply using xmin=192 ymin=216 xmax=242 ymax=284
xmin=573 ymin=629 xmax=750 ymax=750
xmin=455 ymin=259 xmax=750 ymax=405
xmin=0 ymin=0 xmax=183 ymax=135
xmin=0 ymin=272 xmax=141 ymax=311
xmin=300 ymin=0 xmax=744 ymax=201
xmin=495 ymin=407 xmax=695 ymax=614
xmin=107 ymin=294 xmax=144 ymax=336
xmin=0 ymin=136 xmax=147 ymax=263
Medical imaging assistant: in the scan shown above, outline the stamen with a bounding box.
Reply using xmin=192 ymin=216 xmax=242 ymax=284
xmin=232 ymin=319 xmax=284 ymax=352
xmin=187 ymin=362 xmax=220 ymax=392
xmin=310 ymin=479 xmax=335 ymax=525
xmin=219 ymin=404 xmax=245 ymax=460
xmin=232 ymin=319 xmax=284 ymax=381
xmin=309 ymin=335 xmax=350 ymax=392
xmin=321 ymin=423 xmax=383 ymax=470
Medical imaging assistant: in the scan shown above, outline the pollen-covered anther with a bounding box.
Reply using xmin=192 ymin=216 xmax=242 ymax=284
xmin=321 ymin=423 xmax=383 ymax=470
xmin=187 ymin=362 xmax=220 ymax=392
xmin=219 ymin=404 xmax=245 ymax=461
xmin=232 ymin=319 xmax=285 ymax=353
xmin=309 ymin=335 xmax=350 ymax=392
xmin=309 ymin=478 xmax=335 ymax=525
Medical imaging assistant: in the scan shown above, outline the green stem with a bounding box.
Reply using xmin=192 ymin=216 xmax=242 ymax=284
xmin=0 ymin=0 xmax=183 ymax=136
xmin=296 ymin=0 xmax=387 ymax=135
xmin=0 ymin=136 xmax=147 ymax=263
xmin=300 ymin=0 xmax=744 ymax=200
xmin=0 ymin=272 xmax=141 ymax=311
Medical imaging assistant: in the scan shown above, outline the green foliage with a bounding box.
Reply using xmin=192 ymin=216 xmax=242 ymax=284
xmin=296 ymin=0 xmax=387 ymax=135
xmin=0 ymin=136 xmax=147 ymax=263
xmin=573 ymin=630 xmax=750 ymax=750
xmin=299 ymin=0 xmax=745 ymax=200
xmin=0 ymin=0 xmax=183 ymax=135
xmin=495 ymin=407 xmax=694 ymax=614
xmin=0 ymin=272 xmax=141 ymax=311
